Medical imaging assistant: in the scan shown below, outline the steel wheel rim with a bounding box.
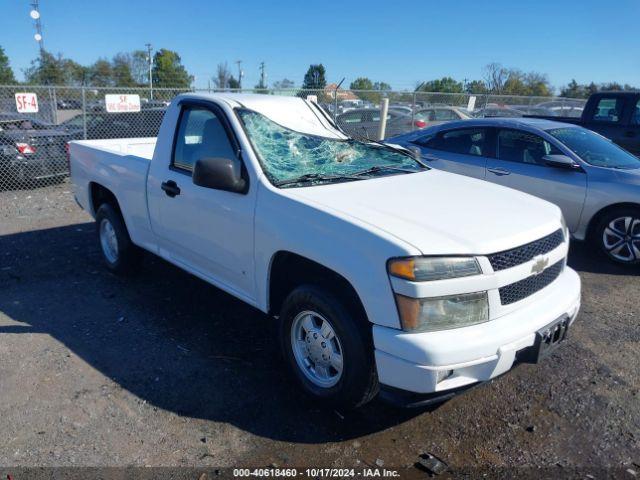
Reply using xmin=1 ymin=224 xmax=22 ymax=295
xmin=291 ymin=310 xmax=344 ymax=388
xmin=602 ymin=216 xmax=640 ymax=263
xmin=99 ymin=218 xmax=119 ymax=264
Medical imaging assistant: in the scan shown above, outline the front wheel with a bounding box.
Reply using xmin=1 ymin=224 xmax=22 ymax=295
xmin=279 ymin=285 xmax=378 ymax=409
xmin=594 ymin=208 xmax=640 ymax=265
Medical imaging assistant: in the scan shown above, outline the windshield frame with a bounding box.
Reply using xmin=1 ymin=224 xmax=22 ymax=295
xmin=547 ymin=126 xmax=640 ymax=170
xmin=234 ymin=106 xmax=427 ymax=188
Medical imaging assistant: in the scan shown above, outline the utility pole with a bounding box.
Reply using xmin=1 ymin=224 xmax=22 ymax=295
xmin=259 ymin=61 xmax=266 ymax=89
xmin=235 ymin=60 xmax=243 ymax=90
xmin=29 ymin=0 xmax=45 ymax=58
xmin=146 ymin=43 xmax=153 ymax=100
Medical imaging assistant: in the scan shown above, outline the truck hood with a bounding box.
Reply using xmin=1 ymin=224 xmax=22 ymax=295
xmin=286 ymin=169 xmax=562 ymax=255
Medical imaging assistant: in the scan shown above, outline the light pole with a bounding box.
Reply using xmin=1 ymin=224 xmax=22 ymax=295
xmin=145 ymin=43 xmax=153 ymax=100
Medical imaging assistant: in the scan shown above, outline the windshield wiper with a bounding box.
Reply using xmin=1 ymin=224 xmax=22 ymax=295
xmin=274 ymin=173 xmax=363 ymax=187
xmin=350 ymin=164 xmax=422 ymax=177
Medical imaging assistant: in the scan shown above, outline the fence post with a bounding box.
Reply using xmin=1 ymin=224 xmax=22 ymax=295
xmin=49 ymin=86 xmax=58 ymax=124
xmin=81 ymin=86 xmax=87 ymax=140
xmin=378 ymin=97 xmax=389 ymax=140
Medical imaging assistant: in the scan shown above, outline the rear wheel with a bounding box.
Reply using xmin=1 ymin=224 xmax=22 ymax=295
xmin=594 ymin=207 xmax=640 ymax=265
xmin=95 ymin=203 xmax=142 ymax=274
xmin=279 ymin=285 xmax=378 ymax=409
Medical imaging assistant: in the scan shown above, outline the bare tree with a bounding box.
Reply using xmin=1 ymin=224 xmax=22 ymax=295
xmin=483 ymin=62 xmax=508 ymax=94
xmin=213 ymin=62 xmax=232 ymax=90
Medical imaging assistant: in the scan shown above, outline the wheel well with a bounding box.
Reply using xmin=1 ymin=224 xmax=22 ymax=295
xmin=586 ymin=202 xmax=640 ymax=240
xmin=89 ymin=182 xmax=121 ymax=216
xmin=268 ymin=251 xmax=367 ymax=320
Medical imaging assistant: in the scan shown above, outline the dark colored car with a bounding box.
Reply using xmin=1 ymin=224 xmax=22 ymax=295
xmin=61 ymin=109 xmax=167 ymax=140
xmin=473 ymin=106 xmax=524 ymax=118
xmin=0 ymin=114 xmax=70 ymax=184
xmin=336 ymin=108 xmax=419 ymax=139
xmin=528 ymin=92 xmax=640 ymax=156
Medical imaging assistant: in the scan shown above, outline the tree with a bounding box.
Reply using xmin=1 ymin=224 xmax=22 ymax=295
xmin=349 ymin=77 xmax=373 ymax=91
xmin=523 ymin=72 xmax=552 ymax=96
xmin=417 ymin=77 xmax=464 ymax=93
xmin=302 ymin=64 xmax=326 ymax=90
xmin=88 ymin=59 xmax=113 ymax=87
xmin=350 ymin=77 xmax=390 ymax=103
xmin=273 ymin=78 xmax=294 ymax=90
xmin=373 ymin=81 xmax=391 ymax=91
xmin=130 ymin=50 xmax=150 ymax=86
xmin=213 ymin=62 xmax=232 ymax=89
xmin=483 ymin=62 xmax=509 ymax=94
xmin=466 ymin=80 xmax=488 ymax=94
xmin=112 ymin=53 xmax=137 ymax=87
xmin=228 ymin=75 xmax=240 ymax=89
xmin=0 ymin=46 xmax=16 ymax=84
xmin=152 ymin=49 xmax=193 ymax=88
xmin=24 ymin=51 xmax=67 ymax=85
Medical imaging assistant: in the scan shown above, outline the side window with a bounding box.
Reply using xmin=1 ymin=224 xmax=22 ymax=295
xmin=633 ymin=99 xmax=640 ymax=125
xmin=497 ymin=129 xmax=561 ymax=165
xmin=415 ymin=110 xmax=435 ymax=122
xmin=173 ymin=106 xmax=236 ymax=172
xmin=593 ymin=97 xmax=624 ymax=123
xmin=434 ymin=109 xmax=456 ymax=121
xmin=430 ymin=128 xmax=488 ymax=156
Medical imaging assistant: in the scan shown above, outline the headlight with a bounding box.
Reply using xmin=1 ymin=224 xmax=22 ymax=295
xmin=395 ymin=291 xmax=489 ymax=332
xmin=388 ymin=256 xmax=481 ymax=282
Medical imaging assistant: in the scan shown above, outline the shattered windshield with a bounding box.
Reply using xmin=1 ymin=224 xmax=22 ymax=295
xmin=237 ymin=109 xmax=424 ymax=187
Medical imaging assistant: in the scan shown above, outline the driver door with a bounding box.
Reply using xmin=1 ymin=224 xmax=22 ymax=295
xmin=147 ymin=102 xmax=257 ymax=301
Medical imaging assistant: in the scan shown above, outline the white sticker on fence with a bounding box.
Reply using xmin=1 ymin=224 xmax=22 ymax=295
xmin=105 ymin=94 xmax=141 ymax=113
xmin=15 ymin=93 xmax=39 ymax=113
xmin=466 ymin=96 xmax=477 ymax=112
xmin=306 ymin=95 xmax=318 ymax=103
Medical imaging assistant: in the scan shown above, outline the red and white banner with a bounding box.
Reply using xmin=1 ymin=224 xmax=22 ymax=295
xmin=15 ymin=93 xmax=39 ymax=113
xmin=105 ymin=94 xmax=141 ymax=113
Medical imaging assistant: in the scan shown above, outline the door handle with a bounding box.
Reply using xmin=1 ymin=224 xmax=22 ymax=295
xmin=423 ymin=153 xmax=439 ymax=161
xmin=488 ymin=167 xmax=511 ymax=176
xmin=161 ymin=180 xmax=181 ymax=198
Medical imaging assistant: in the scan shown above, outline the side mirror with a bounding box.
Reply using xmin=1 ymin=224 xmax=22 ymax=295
xmin=542 ymin=154 xmax=580 ymax=170
xmin=193 ymin=156 xmax=247 ymax=193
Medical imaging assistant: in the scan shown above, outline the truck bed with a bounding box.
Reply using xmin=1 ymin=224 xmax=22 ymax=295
xmin=70 ymin=137 xmax=158 ymax=252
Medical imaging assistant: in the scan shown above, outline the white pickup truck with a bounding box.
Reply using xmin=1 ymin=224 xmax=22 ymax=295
xmin=70 ymin=93 xmax=581 ymax=408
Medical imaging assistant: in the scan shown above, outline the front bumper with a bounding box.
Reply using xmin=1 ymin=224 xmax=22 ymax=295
xmin=373 ymin=267 xmax=581 ymax=396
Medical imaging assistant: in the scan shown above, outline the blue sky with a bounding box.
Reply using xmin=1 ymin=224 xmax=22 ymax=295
xmin=1 ymin=0 xmax=638 ymax=91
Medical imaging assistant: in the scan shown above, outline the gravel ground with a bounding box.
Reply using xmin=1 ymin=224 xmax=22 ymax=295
xmin=0 ymin=182 xmax=639 ymax=477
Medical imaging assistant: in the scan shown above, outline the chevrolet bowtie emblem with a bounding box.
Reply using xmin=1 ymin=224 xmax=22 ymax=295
xmin=531 ymin=256 xmax=549 ymax=275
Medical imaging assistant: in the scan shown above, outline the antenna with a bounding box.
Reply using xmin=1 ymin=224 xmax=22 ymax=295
xmin=30 ymin=0 xmax=45 ymax=57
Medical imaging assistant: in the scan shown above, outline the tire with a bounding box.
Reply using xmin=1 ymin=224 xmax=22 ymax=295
xmin=95 ymin=203 xmax=142 ymax=274
xmin=593 ymin=207 xmax=640 ymax=266
xmin=279 ymin=285 xmax=379 ymax=409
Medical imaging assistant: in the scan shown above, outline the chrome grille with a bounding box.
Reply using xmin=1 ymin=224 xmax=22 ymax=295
xmin=488 ymin=229 xmax=564 ymax=271
xmin=499 ymin=260 xmax=564 ymax=305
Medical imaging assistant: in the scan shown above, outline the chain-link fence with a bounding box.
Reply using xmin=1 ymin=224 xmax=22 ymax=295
xmin=0 ymin=84 xmax=586 ymax=191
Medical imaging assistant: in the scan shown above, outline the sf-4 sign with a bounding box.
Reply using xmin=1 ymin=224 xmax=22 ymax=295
xmin=105 ymin=94 xmax=141 ymax=113
xmin=15 ymin=93 xmax=39 ymax=113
